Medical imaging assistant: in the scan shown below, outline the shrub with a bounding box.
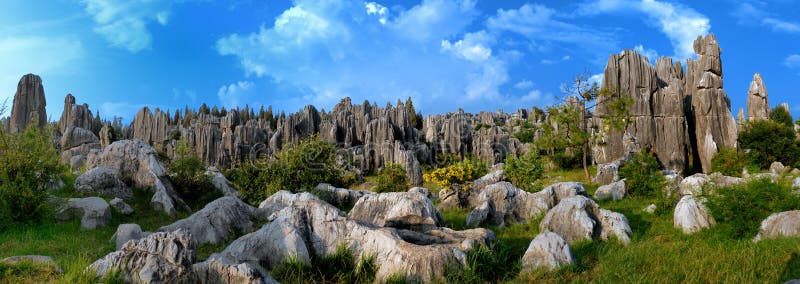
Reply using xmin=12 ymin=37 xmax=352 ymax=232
xmin=705 ymin=178 xmax=800 ymax=239
xmin=770 ymin=105 xmax=794 ymax=126
xmin=167 ymin=141 xmax=217 ymax=207
xmin=550 ymin=149 xmax=584 ymax=170
xmin=711 ymin=147 xmax=752 ymax=178
xmin=738 ymin=119 xmax=800 ymax=169
xmin=228 ymin=135 xmax=345 ymax=205
xmin=374 ymin=163 xmax=408 ymax=193
xmin=0 ymin=121 xmax=64 ymax=229
xmin=618 ymin=149 xmax=665 ymax=197
xmin=504 ymin=151 xmax=544 ymax=189
xmin=424 ymin=157 xmax=488 ymax=188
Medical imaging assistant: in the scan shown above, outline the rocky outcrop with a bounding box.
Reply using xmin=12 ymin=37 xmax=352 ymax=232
xmin=113 ymin=223 xmax=149 ymax=250
xmin=466 ymin=182 xmax=556 ymax=227
xmin=9 ymin=74 xmax=46 ymax=133
xmin=314 ymin=183 xmax=373 ymax=208
xmin=110 ymin=198 xmax=134 ymax=215
xmin=349 ymin=191 xmax=443 ymax=230
xmin=55 ymin=197 xmax=111 ymax=229
xmin=686 ymin=34 xmax=738 ymax=173
xmin=74 ymin=167 xmax=132 ymax=199
xmin=89 ymin=229 xmax=196 ymax=283
xmin=59 ymin=94 xmax=92 ymax=132
xmin=205 ymin=167 xmax=239 ymax=197
xmin=227 ymin=191 xmax=494 ymax=283
xmin=747 ymin=73 xmax=770 ymax=121
xmin=521 ymin=232 xmax=575 ymax=272
xmin=86 ymin=140 xmax=188 ymax=216
xmin=159 ymin=197 xmax=255 ymax=245
xmin=594 ymin=179 xmax=626 ymax=201
xmin=754 ymin=211 xmax=800 ymax=241
xmin=539 ymin=195 xmax=631 ymax=244
xmin=192 ymin=255 xmax=278 ymax=284
xmin=674 ymin=195 xmax=715 ymax=234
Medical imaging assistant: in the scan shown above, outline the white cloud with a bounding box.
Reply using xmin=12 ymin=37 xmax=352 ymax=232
xmin=520 ymin=89 xmax=542 ymax=103
xmin=488 ymin=3 xmax=618 ymax=55
xmin=733 ymin=3 xmax=800 ymax=34
xmin=0 ymin=36 xmax=83 ymax=105
xmin=365 ymin=2 xmax=388 ymax=25
xmin=514 ymin=80 xmax=534 ymax=90
xmin=589 ymin=73 xmax=604 ymax=87
xmin=577 ymin=0 xmax=710 ymax=60
xmin=172 ymin=88 xmax=198 ymax=103
xmin=633 ymin=44 xmax=658 ymax=62
xmin=786 ymin=54 xmax=800 ymax=68
xmin=216 ymin=0 xmax=514 ymax=113
xmin=80 ymin=0 xmax=177 ymax=52
xmin=217 ymin=81 xmax=255 ymax=108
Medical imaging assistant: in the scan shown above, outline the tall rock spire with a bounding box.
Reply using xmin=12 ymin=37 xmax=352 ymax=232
xmin=9 ymin=74 xmax=47 ymax=133
xmin=746 ymin=72 xmax=770 ymax=121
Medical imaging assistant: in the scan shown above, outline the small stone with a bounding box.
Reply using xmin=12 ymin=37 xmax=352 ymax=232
xmin=643 ymin=204 xmax=657 ymax=214
xmin=110 ymin=198 xmax=134 ymax=215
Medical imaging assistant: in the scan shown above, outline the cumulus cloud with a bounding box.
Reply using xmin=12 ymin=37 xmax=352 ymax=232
xmin=514 ymin=80 xmax=534 ymax=90
xmin=577 ymin=0 xmax=710 ymax=60
xmin=365 ymin=2 xmax=388 ymax=25
xmin=215 ymin=0 xmax=515 ymax=112
xmin=217 ymin=81 xmax=255 ymax=109
xmin=80 ymin=0 xmax=177 ymax=52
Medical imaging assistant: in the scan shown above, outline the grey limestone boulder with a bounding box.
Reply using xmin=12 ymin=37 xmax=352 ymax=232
xmin=521 ymin=232 xmax=575 ymax=272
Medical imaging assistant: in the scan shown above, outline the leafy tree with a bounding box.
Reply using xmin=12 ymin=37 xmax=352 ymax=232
xmin=374 ymin=163 xmax=409 ymax=193
xmin=405 ymin=97 xmax=423 ymax=130
xmin=0 ymin=116 xmax=64 ymax=228
xmin=739 ymin=119 xmax=800 ymax=168
xmin=503 ymin=150 xmax=544 ymax=190
xmin=167 ymin=141 xmax=217 ymax=207
xmin=770 ymin=105 xmax=793 ymax=126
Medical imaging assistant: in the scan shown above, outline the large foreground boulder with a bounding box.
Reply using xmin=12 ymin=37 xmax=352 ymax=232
xmin=222 ymin=191 xmax=494 ymax=283
xmin=673 ymin=195 xmax=716 ymax=234
xmin=754 ymin=211 xmax=800 ymax=241
xmin=74 ymin=167 xmax=132 ymax=200
xmin=521 ymin=232 xmax=575 ymax=272
xmin=466 ymin=182 xmax=556 ymax=227
xmin=349 ymin=191 xmax=443 ymax=230
xmin=89 ymin=230 xmax=196 ymax=283
xmin=539 ymin=195 xmax=632 ymax=244
xmin=159 ymin=197 xmax=255 ymax=245
xmin=55 ymin=197 xmax=111 ymax=229
xmin=86 ymin=140 xmax=188 ymax=216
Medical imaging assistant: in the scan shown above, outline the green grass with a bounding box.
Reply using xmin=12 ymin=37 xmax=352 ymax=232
xmin=0 ymin=188 xmax=187 ymax=283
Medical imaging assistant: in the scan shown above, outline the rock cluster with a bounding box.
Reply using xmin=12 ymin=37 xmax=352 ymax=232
xmin=539 ymin=195 xmax=632 ymax=244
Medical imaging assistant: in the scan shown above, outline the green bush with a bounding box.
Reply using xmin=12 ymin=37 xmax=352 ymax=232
xmin=705 ymin=178 xmax=800 ymax=239
xmin=739 ymin=119 xmax=800 ymax=169
xmin=272 ymin=244 xmax=376 ymax=284
xmin=167 ymin=141 xmax=217 ymax=207
xmin=445 ymin=242 xmax=520 ymax=283
xmin=228 ymin=135 xmax=345 ymax=205
xmin=770 ymin=105 xmax=794 ymax=126
xmin=504 ymin=150 xmax=544 ymax=189
xmin=550 ymin=149 xmax=584 ymax=170
xmin=711 ymin=147 xmax=754 ymax=178
xmin=374 ymin=163 xmax=408 ymax=193
xmin=0 ymin=121 xmax=64 ymax=230
xmin=618 ymin=150 xmax=665 ymax=197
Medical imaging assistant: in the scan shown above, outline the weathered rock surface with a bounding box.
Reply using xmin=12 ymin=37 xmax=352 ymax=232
xmin=539 ymin=195 xmax=631 ymax=244
xmin=771 ymin=161 xmax=787 ymax=175
xmin=466 ymin=182 xmax=556 ymax=227
xmin=59 ymin=94 xmax=92 ymax=132
xmin=89 ymin=229 xmax=196 ymax=283
xmin=594 ymin=179 xmax=627 ymax=201
xmin=754 ymin=211 xmax=800 ymax=241
xmin=349 ymin=191 xmax=443 ymax=230
xmin=593 ymin=159 xmax=622 ymax=185
xmin=674 ymin=195 xmax=715 ymax=234
xmin=86 ymin=140 xmax=188 ymax=216
xmin=113 ymin=223 xmax=149 ymax=250
xmin=206 ymin=167 xmax=239 ymax=197
xmin=55 ymin=197 xmax=111 ymax=230
xmin=2 ymin=255 xmax=62 ymax=274
xmin=747 ymin=73 xmax=770 ymax=121
xmin=9 ymin=74 xmax=46 ymax=133
xmin=679 ymin=173 xmax=710 ymax=196
xmin=159 ymin=197 xmax=255 ymax=245
xmin=521 ymin=232 xmax=575 ymax=272
xmin=74 ymin=167 xmax=132 ymax=200
xmin=226 ymin=191 xmax=495 ymax=282
xmin=110 ymin=198 xmax=134 ymax=215
xmin=314 ymin=183 xmax=373 ymax=208
xmin=192 ymin=255 xmax=278 ymax=284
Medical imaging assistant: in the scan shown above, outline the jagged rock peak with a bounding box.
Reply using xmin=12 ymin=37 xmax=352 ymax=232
xmin=9 ymin=74 xmax=46 ymax=133
xmin=59 ymin=93 xmax=93 ymax=132
xmin=747 ymin=73 xmax=769 ymax=121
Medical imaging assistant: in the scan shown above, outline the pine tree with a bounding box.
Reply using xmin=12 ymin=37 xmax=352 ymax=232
xmin=199 ymin=103 xmax=210 ymax=115
xmin=211 ymin=106 xmax=220 ymax=116
xmin=220 ymin=107 xmax=227 ymax=116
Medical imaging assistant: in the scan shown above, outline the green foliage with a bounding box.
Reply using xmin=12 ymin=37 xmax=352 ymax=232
xmin=711 ymin=147 xmax=754 ymax=178
xmin=227 ymin=135 xmax=345 ymax=205
xmin=504 ymin=150 xmax=545 ymax=189
xmin=373 ymin=163 xmax=409 ymax=193
xmin=272 ymin=244 xmax=376 ymax=284
xmin=512 ymin=122 xmax=537 ymax=144
xmin=550 ymin=149 xmax=584 ymax=170
xmin=618 ymin=150 xmax=665 ymax=197
xmin=770 ymin=105 xmax=794 ymax=126
xmin=0 ymin=121 xmax=64 ymax=229
xmin=706 ymin=178 xmax=800 ymax=239
xmin=739 ymin=119 xmax=800 ymax=169
xmin=167 ymin=142 xmax=217 ymax=208
xmin=445 ymin=243 xmax=520 ymax=283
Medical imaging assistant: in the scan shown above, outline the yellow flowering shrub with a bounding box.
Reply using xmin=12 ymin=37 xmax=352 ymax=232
xmin=424 ymin=158 xmax=487 ymax=188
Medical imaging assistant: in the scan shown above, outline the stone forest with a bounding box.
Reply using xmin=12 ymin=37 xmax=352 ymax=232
xmin=3 ymin=34 xmax=800 ymax=283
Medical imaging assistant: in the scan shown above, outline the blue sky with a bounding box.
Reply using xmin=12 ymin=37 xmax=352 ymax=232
xmin=1 ymin=0 xmax=799 ymax=122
